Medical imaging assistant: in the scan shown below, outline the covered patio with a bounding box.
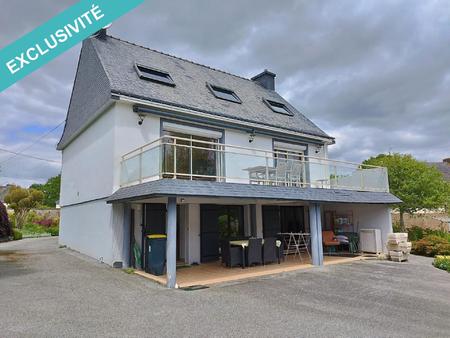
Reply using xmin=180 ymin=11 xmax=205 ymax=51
xmin=135 ymin=254 xmax=365 ymax=288
xmin=107 ymin=179 xmax=400 ymax=288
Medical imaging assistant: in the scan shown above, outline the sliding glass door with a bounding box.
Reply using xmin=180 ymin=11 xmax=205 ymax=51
xmin=162 ymin=131 xmax=221 ymax=180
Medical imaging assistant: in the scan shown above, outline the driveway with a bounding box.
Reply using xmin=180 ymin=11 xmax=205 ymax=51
xmin=1 ymin=238 xmax=450 ymax=338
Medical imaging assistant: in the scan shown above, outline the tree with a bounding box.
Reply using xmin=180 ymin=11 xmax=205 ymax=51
xmin=4 ymin=186 xmax=44 ymax=229
xmin=30 ymin=175 xmax=61 ymax=208
xmin=0 ymin=201 xmax=11 ymax=238
xmin=363 ymin=153 xmax=450 ymax=229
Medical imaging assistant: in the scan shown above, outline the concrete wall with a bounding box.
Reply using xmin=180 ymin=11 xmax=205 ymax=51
xmin=112 ymin=102 xmax=161 ymax=190
xmin=59 ymin=106 xmax=118 ymax=265
xmin=186 ymin=204 xmax=200 ymax=264
xmin=60 ymin=106 xmax=115 ymax=206
xmin=59 ymin=200 xmax=114 ymax=263
xmin=323 ymin=203 xmax=393 ymax=252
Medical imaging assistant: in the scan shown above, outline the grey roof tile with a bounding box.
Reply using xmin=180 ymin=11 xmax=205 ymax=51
xmin=59 ymin=35 xmax=333 ymax=149
xmin=427 ymin=162 xmax=450 ymax=181
xmin=106 ymin=179 xmax=401 ymax=204
xmin=57 ymin=39 xmax=111 ymax=149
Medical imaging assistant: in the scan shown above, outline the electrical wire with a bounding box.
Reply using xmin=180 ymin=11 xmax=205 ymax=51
xmin=0 ymin=120 xmax=65 ymax=166
xmin=0 ymin=147 xmax=60 ymax=164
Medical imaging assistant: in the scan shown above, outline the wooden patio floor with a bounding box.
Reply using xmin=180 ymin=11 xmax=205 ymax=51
xmin=135 ymin=254 xmax=365 ymax=288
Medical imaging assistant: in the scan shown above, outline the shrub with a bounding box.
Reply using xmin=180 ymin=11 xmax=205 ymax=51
xmin=0 ymin=201 xmax=12 ymax=238
xmin=407 ymin=226 xmax=425 ymax=241
xmin=407 ymin=226 xmax=450 ymax=242
xmin=412 ymin=235 xmax=450 ymax=257
xmin=21 ymin=223 xmax=47 ymax=236
xmin=48 ymin=226 xmax=59 ymax=236
xmin=392 ymin=222 xmax=403 ymax=233
xmin=36 ymin=218 xmax=54 ymax=228
xmin=12 ymin=228 xmax=22 ymax=240
xmin=433 ymin=256 xmax=450 ymax=272
xmin=26 ymin=210 xmax=39 ymax=223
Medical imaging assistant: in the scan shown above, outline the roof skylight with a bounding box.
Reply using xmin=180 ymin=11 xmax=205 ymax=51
xmin=207 ymin=84 xmax=241 ymax=103
xmin=264 ymin=99 xmax=293 ymax=116
xmin=135 ymin=63 xmax=175 ymax=87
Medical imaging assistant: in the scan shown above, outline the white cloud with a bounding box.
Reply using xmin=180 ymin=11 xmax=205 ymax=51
xmin=0 ymin=0 xmax=449 ymax=186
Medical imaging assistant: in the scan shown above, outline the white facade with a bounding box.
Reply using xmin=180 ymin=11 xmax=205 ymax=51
xmin=59 ymin=100 xmax=393 ymax=267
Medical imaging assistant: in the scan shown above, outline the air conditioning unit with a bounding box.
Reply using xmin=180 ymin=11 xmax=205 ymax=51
xmin=359 ymin=229 xmax=382 ymax=253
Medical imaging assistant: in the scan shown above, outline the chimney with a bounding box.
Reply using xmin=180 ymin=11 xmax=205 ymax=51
xmin=96 ymin=28 xmax=108 ymax=40
xmin=443 ymin=158 xmax=450 ymax=165
xmin=251 ymin=69 xmax=276 ymax=90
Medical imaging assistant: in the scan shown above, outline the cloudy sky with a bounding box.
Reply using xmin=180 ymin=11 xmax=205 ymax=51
xmin=1 ymin=0 xmax=449 ymax=187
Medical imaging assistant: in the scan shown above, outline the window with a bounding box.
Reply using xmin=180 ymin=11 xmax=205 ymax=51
xmin=218 ymin=206 xmax=244 ymax=239
xmin=264 ymin=99 xmax=293 ymax=116
xmin=207 ymin=84 xmax=241 ymax=103
xmin=135 ymin=63 xmax=175 ymax=87
xmin=274 ymin=141 xmax=307 ymax=186
xmin=162 ymin=131 xmax=222 ymax=181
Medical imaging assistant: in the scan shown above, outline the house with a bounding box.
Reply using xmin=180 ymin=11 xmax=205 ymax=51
xmin=58 ymin=31 xmax=400 ymax=288
xmin=0 ymin=184 xmax=13 ymax=202
xmin=427 ymin=158 xmax=450 ymax=181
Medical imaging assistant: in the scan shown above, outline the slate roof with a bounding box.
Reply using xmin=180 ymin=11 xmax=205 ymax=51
xmin=106 ymin=179 xmax=401 ymax=204
xmin=58 ymin=35 xmax=333 ymax=149
xmin=427 ymin=161 xmax=450 ymax=181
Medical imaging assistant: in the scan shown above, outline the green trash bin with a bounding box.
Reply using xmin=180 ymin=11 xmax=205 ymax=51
xmin=146 ymin=234 xmax=167 ymax=276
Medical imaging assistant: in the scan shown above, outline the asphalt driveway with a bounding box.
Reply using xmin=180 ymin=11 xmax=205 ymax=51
xmin=1 ymin=237 xmax=450 ymax=338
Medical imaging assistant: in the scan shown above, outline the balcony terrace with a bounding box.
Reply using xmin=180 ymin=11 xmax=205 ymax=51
xmin=120 ymin=136 xmax=389 ymax=193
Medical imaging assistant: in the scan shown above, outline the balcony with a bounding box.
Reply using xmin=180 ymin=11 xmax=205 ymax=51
xmin=120 ymin=136 xmax=389 ymax=193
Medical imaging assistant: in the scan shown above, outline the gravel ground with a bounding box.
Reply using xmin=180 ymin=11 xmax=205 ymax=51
xmin=1 ymin=237 xmax=450 ymax=338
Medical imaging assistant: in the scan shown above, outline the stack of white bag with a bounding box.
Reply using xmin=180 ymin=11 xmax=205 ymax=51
xmin=386 ymin=233 xmax=412 ymax=262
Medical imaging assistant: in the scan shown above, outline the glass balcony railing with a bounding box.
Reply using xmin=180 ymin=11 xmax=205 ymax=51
xmin=120 ymin=136 xmax=389 ymax=192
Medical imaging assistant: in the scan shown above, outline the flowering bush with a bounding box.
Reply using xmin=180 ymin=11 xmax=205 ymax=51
xmin=433 ymin=256 xmax=450 ymax=272
xmin=412 ymin=235 xmax=450 ymax=257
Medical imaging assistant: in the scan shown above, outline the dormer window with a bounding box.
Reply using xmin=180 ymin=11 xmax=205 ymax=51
xmin=135 ymin=63 xmax=175 ymax=87
xmin=264 ymin=99 xmax=293 ymax=116
xmin=207 ymin=83 xmax=241 ymax=103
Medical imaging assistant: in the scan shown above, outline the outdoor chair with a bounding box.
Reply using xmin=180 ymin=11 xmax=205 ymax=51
xmin=221 ymin=240 xmax=242 ymax=268
xmin=322 ymin=230 xmax=340 ymax=254
xmin=246 ymin=238 xmax=263 ymax=266
xmin=275 ymin=160 xmax=289 ymax=185
xmin=262 ymin=237 xmax=279 ymax=265
xmin=289 ymin=162 xmax=304 ymax=187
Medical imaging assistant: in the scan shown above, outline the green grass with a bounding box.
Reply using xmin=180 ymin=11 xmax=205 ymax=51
xmin=21 ymin=223 xmax=49 ymax=237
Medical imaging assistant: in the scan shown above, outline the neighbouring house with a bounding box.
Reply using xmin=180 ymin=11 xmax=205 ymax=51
xmin=58 ymin=31 xmax=400 ymax=288
xmin=0 ymin=184 xmax=13 ymax=202
xmin=427 ymin=158 xmax=450 ymax=182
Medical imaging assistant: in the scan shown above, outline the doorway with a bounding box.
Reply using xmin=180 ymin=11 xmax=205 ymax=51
xmin=200 ymin=205 xmax=244 ymax=263
xmin=141 ymin=203 xmax=182 ymax=269
xmin=262 ymin=206 xmax=305 ymax=237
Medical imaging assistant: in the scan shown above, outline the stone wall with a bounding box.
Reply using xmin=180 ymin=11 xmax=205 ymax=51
xmin=391 ymin=212 xmax=450 ymax=230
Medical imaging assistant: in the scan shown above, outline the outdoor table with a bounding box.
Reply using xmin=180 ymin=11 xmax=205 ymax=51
xmin=229 ymin=239 xmax=282 ymax=268
xmin=243 ymin=166 xmax=276 ymax=184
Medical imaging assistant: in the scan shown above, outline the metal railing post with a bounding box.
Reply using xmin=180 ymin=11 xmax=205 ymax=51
xmin=359 ymin=165 xmax=364 ymax=191
xmin=139 ymin=148 xmax=143 ymax=183
xmin=173 ymin=139 xmax=177 ymax=179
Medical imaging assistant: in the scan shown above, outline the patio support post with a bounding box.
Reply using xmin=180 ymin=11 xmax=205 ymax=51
xmin=122 ymin=203 xmax=131 ymax=268
xmin=166 ymin=197 xmax=177 ymax=288
xmin=309 ymin=203 xmax=323 ymax=266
